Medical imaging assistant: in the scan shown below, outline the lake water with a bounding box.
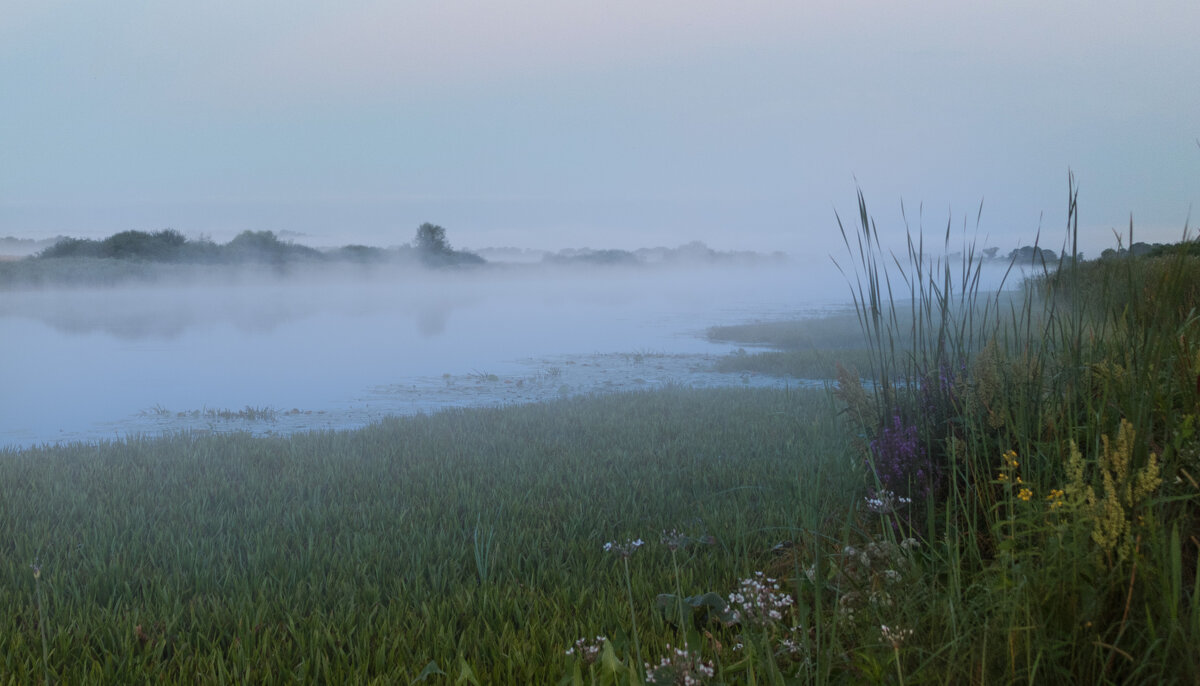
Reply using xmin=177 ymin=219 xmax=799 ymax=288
xmin=1 ymin=260 xmax=864 ymax=448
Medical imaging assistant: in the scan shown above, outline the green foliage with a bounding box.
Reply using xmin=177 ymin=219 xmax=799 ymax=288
xmin=654 ymin=591 xmax=737 ymax=628
xmin=817 ymin=180 xmax=1200 ymax=682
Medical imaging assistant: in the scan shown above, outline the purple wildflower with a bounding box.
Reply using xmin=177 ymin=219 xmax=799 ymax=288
xmin=868 ymin=412 xmax=937 ymax=500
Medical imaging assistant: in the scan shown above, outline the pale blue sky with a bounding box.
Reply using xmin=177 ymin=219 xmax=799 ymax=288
xmin=2 ymin=1 xmax=1197 ymax=256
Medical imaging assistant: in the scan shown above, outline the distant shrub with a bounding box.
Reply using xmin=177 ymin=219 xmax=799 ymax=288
xmin=333 ymin=245 xmax=388 ymax=262
xmin=1007 ymin=244 xmax=1058 ymax=264
xmin=99 ymin=229 xmax=187 ymax=261
xmin=42 ymin=230 xmax=206 ymax=263
xmin=413 ymin=222 xmax=485 ymax=267
xmin=178 ymin=236 xmax=223 ymax=263
xmin=224 ymin=230 xmax=324 ymax=264
xmin=39 ymin=237 xmax=102 ymax=259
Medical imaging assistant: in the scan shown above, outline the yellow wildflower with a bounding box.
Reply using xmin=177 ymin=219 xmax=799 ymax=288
xmin=1018 ymin=488 xmax=1033 ymax=501
xmin=1064 ymin=419 xmax=1164 ymax=565
xmin=1002 ymin=450 xmax=1019 ymax=469
xmin=1046 ymin=489 xmax=1065 ymax=509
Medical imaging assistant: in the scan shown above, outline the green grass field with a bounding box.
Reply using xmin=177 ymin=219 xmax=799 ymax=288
xmin=1 ymin=387 xmax=858 ymax=684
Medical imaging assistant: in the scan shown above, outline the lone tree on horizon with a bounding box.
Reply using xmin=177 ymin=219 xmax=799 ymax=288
xmin=413 ymin=222 xmax=484 ymax=267
xmin=415 ymin=223 xmax=450 ymax=255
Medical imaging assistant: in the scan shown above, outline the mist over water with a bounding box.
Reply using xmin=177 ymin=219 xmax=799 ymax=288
xmin=0 ymin=258 xmax=1020 ymax=448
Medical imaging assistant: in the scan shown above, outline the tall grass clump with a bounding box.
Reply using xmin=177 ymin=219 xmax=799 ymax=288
xmin=816 ymin=177 xmax=1200 ymax=682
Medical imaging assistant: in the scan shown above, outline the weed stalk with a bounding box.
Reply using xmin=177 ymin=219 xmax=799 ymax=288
xmin=32 ymin=561 xmax=51 ymax=686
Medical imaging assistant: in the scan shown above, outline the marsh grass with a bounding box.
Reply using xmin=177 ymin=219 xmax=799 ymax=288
xmin=712 ymin=347 xmax=876 ymax=380
xmin=472 ymin=514 xmax=497 ymax=585
xmin=198 ymin=406 xmax=279 ymax=422
xmin=30 ymin=561 xmax=51 ymax=686
xmin=807 ymin=180 xmax=1200 ymax=683
xmin=708 ymin=312 xmax=869 ymax=352
xmin=708 ymin=312 xmax=877 ymax=381
xmin=139 ymin=405 xmax=280 ymax=422
xmin=0 ymin=386 xmax=858 ymax=684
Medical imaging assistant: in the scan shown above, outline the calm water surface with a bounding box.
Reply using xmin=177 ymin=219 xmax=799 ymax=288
xmin=2 ymin=262 xmax=854 ymax=447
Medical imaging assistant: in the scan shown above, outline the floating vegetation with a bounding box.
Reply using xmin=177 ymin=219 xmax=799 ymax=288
xmin=141 ymin=405 xmax=284 ymax=423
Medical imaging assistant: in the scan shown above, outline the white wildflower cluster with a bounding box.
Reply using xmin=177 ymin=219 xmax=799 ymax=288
xmin=603 ymin=538 xmax=645 ymax=558
xmin=727 ymin=571 xmax=794 ymax=628
xmin=838 ymin=591 xmax=861 ymax=621
xmin=564 ymin=635 xmax=606 ymax=665
xmin=843 ymin=544 xmax=871 ymax=568
xmin=777 ymin=625 xmax=807 ymax=657
xmin=644 ymin=645 xmax=715 ymax=685
xmin=880 ymin=624 xmax=913 ymax=648
xmin=661 ymin=529 xmax=689 ymax=552
xmin=842 ymin=541 xmax=916 ymax=574
xmin=662 ymin=528 xmax=715 ymax=552
xmin=864 ymin=490 xmax=912 ymax=513
xmin=829 ymin=538 xmax=922 ymax=623
xmin=838 ymin=587 xmax=897 ymax=621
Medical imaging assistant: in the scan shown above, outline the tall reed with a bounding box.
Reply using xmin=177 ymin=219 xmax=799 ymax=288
xmin=829 ymin=176 xmax=1200 ymax=682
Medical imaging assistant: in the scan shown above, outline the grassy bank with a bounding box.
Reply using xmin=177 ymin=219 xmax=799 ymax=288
xmin=805 ymin=187 xmax=1200 ymax=684
xmin=0 ymin=387 xmax=858 ymax=684
xmin=706 ymin=293 xmax=1024 ymax=383
xmin=707 ymin=314 xmax=876 ymax=380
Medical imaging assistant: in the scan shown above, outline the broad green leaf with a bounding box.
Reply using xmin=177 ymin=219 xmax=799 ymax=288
xmin=410 ymin=659 xmax=445 ymax=684
xmin=455 ymin=656 xmax=480 ymax=686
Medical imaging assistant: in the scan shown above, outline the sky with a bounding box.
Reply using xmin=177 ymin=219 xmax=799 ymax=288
xmin=1 ymin=1 xmax=1197 ymax=257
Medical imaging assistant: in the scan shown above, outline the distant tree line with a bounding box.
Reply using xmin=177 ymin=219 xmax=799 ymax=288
xmin=40 ymin=229 xmax=322 ymax=264
xmin=977 ymin=240 xmax=1200 ymax=265
xmin=1006 ymin=245 xmax=1059 ymax=263
xmin=542 ymin=241 xmax=786 ymax=266
xmin=1099 ymin=241 xmax=1200 ymax=259
xmin=34 ymin=224 xmax=486 ymax=268
xmin=542 ymin=248 xmax=641 ymax=266
xmin=977 ymin=245 xmax=1063 ymax=263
